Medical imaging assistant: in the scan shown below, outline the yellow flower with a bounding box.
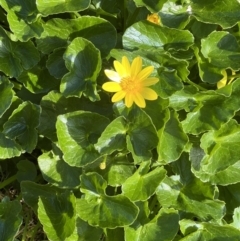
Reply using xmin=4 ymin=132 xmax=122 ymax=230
xmin=102 ymin=56 xmax=159 ymax=108
xmin=147 ymin=13 xmax=161 ymax=25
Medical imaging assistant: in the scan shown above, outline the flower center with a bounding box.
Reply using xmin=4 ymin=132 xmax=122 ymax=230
xmin=120 ymin=77 xmax=140 ymax=92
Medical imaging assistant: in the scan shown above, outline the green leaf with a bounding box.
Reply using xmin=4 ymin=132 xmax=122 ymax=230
xmin=182 ymin=79 xmax=240 ymax=134
xmin=60 ymin=37 xmax=101 ymax=101
xmin=0 ymin=199 xmax=22 ymax=241
xmin=160 ymin=2 xmax=190 ymax=29
xmin=0 ymin=27 xmax=40 ymax=77
xmin=125 ymin=208 xmax=179 ymax=241
xmin=56 ymin=111 xmax=109 ymax=167
xmin=180 ymin=220 xmax=240 ymax=240
xmin=218 ymin=183 xmax=240 ymax=216
xmin=0 ymin=133 xmax=21 ymax=159
xmin=201 ymin=31 xmax=240 ymax=70
xmin=0 ymin=0 xmax=39 ymax=22
xmin=3 ymin=101 xmax=40 ymax=153
xmin=123 ymin=21 xmax=194 ymax=51
xmin=0 ymin=95 xmax=22 ymax=131
xmin=7 ymin=15 xmax=43 ymax=41
xmin=156 ymin=176 xmax=225 ymax=221
xmin=95 ymin=116 xmax=127 ymax=155
xmin=122 ymin=161 xmax=166 ymax=202
xmin=21 ymin=181 xmax=64 ymax=212
xmin=38 ymin=190 xmax=76 ymax=241
xmin=155 ymin=69 xmax=184 ymax=99
xmin=17 ymin=55 xmax=59 ymax=94
xmin=192 ymin=119 xmax=240 ymax=185
xmin=38 ymin=151 xmax=82 ymax=188
xmin=232 ymin=207 xmax=240 ymax=229
xmin=157 ymin=109 xmax=188 ymax=163
xmin=84 ymin=155 xmax=136 ymax=187
xmin=36 ymin=17 xmax=117 ymax=57
xmin=66 ymin=217 xmax=103 ymax=241
xmin=133 ymin=0 xmax=167 ymax=12
xmin=46 ymin=48 xmax=68 ymax=79
xmin=127 ymin=107 xmax=159 ymax=163
xmin=190 ymin=0 xmax=240 ymax=28
xmin=16 ymin=159 xmax=37 ymax=182
xmin=39 ymin=91 xmax=112 ymax=142
xmin=0 ymin=76 xmax=14 ymax=117
xmin=76 ymin=172 xmax=139 ymax=228
xmin=36 ymin=0 xmax=90 ymax=16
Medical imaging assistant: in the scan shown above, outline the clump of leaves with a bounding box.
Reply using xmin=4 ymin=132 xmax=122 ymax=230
xmin=1 ymin=0 xmax=240 ymax=240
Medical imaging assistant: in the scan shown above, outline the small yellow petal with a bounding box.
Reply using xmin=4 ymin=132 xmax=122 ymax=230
xmin=104 ymin=70 xmax=121 ymax=82
xmin=102 ymin=82 xmax=122 ymax=92
xmin=141 ymin=88 xmax=158 ymax=100
xmin=112 ymin=91 xmax=126 ymax=102
xmin=122 ymin=56 xmax=131 ymax=75
xmin=133 ymin=92 xmax=146 ymax=108
xmin=142 ymin=77 xmax=159 ymax=86
xmin=114 ymin=60 xmax=126 ymax=77
xmin=131 ymin=56 xmax=142 ymax=77
xmin=136 ymin=66 xmax=154 ymax=81
xmin=125 ymin=93 xmax=133 ymax=108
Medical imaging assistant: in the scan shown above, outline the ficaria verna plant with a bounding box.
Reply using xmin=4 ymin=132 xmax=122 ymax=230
xmin=1 ymin=0 xmax=240 ymax=241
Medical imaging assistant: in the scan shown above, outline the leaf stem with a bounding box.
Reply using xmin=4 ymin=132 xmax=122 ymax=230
xmin=0 ymin=174 xmax=17 ymax=189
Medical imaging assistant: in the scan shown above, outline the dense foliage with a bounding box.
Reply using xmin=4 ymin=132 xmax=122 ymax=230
xmin=1 ymin=0 xmax=240 ymax=240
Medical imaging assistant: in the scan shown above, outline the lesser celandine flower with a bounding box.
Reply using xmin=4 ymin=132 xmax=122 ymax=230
xmin=147 ymin=13 xmax=161 ymax=25
xmin=102 ymin=56 xmax=159 ymax=108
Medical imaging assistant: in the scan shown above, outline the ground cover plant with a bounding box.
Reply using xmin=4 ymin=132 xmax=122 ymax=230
xmin=1 ymin=0 xmax=240 ymax=240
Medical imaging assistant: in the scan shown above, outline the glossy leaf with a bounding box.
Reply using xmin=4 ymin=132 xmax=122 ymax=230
xmin=21 ymin=181 xmax=64 ymax=212
xmin=158 ymin=109 xmax=188 ymax=163
xmin=16 ymin=159 xmax=37 ymax=182
xmin=190 ymin=0 xmax=240 ymax=28
xmin=36 ymin=17 xmax=117 ymax=57
xmin=0 ymin=27 xmax=40 ymax=77
xmin=127 ymin=107 xmax=159 ymax=163
xmin=38 ymin=151 xmax=82 ymax=188
xmin=156 ymin=176 xmax=225 ymax=221
xmin=0 ymin=199 xmax=22 ymax=241
xmin=122 ymin=161 xmax=166 ymax=202
xmin=201 ymin=31 xmax=240 ymax=70
xmin=38 ymin=191 xmax=76 ymax=241
xmin=0 ymin=76 xmax=14 ymax=117
xmin=125 ymin=208 xmax=179 ymax=241
xmin=76 ymin=172 xmax=139 ymax=228
xmin=56 ymin=111 xmax=109 ymax=167
xmin=133 ymin=0 xmax=167 ymax=12
xmin=0 ymin=133 xmax=22 ymax=159
xmin=17 ymin=56 xmax=59 ymax=94
xmin=192 ymin=119 xmax=240 ymax=185
xmin=95 ymin=116 xmax=127 ymax=155
xmin=3 ymin=101 xmax=40 ymax=152
xmin=123 ymin=21 xmax=194 ymax=51
xmin=36 ymin=0 xmax=90 ymax=16
xmin=60 ymin=37 xmax=101 ymax=100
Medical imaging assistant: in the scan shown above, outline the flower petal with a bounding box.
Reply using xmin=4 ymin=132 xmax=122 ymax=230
xmin=102 ymin=82 xmax=122 ymax=92
xmin=114 ymin=60 xmax=126 ymax=77
xmin=112 ymin=90 xmax=126 ymax=102
xmin=131 ymin=56 xmax=142 ymax=77
xmin=133 ymin=92 xmax=146 ymax=108
xmin=122 ymin=56 xmax=131 ymax=75
xmin=142 ymin=77 xmax=159 ymax=86
xmin=125 ymin=93 xmax=133 ymax=108
xmin=104 ymin=69 xmax=121 ymax=82
xmin=141 ymin=88 xmax=158 ymax=100
xmin=136 ymin=66 xmax=154 ymax=81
